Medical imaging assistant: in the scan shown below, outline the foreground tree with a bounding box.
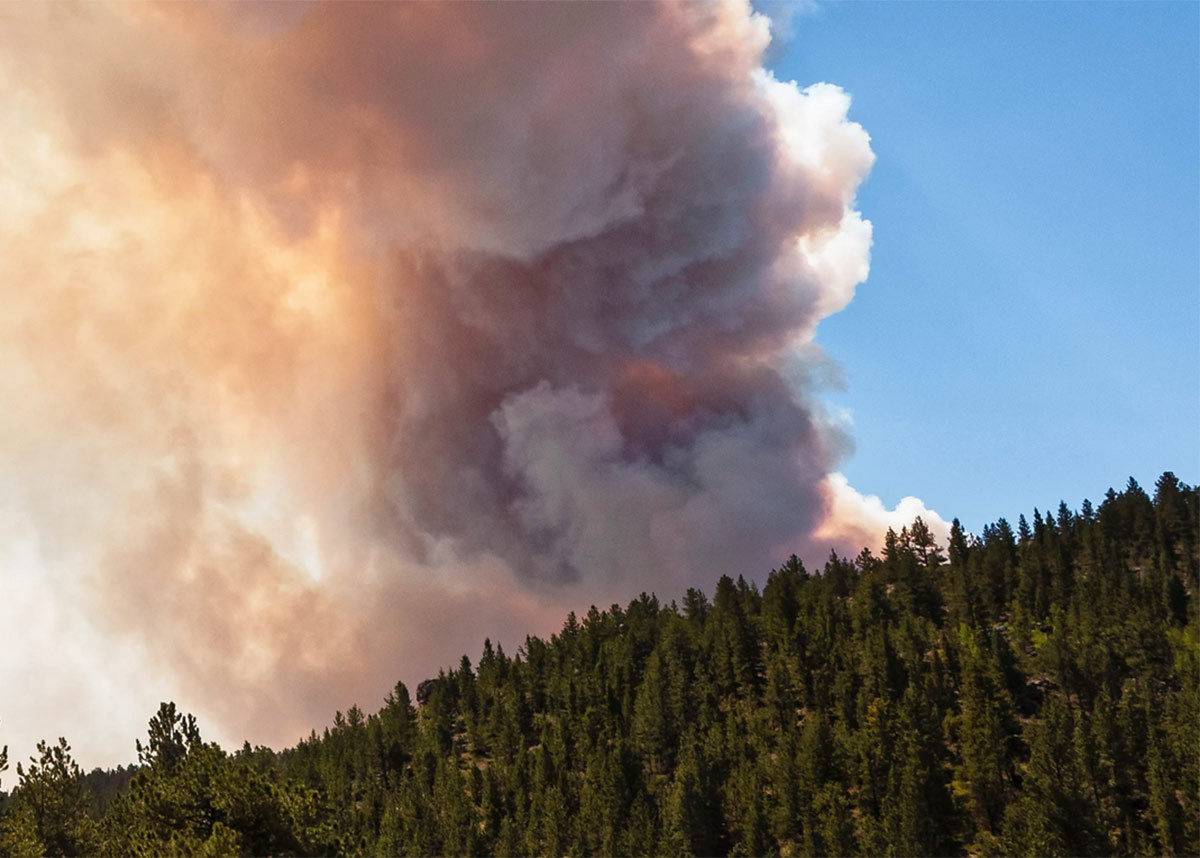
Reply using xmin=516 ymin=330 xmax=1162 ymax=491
xmin=0 ymin=739 xmax=98 ymax=857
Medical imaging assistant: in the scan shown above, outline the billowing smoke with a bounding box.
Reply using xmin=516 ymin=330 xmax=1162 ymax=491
xmin=0 ymin=1 xmax=944 ymax=767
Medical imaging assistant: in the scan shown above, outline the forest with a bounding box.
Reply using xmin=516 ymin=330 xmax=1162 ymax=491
xmin=1 ymin=472 xmax=1196 ymax=857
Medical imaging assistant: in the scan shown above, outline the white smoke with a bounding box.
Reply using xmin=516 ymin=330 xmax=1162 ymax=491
xmin=0 ymin=0 xmax=942 ymax=768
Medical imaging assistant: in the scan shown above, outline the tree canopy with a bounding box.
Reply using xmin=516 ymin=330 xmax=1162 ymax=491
xmin=2 ymin=473 xmax=1196 ymax=857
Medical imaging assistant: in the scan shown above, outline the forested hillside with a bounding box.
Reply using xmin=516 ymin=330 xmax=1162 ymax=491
xmin=2 ymin=473 xmax=1196 ymax=857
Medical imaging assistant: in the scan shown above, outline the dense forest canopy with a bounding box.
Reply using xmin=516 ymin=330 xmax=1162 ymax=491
xmin=2 ymin=473 xmax=1196 ymax=857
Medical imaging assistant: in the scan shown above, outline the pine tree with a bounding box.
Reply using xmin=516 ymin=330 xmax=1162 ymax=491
xmin=1 ymin=739 xmax=98 ymax=857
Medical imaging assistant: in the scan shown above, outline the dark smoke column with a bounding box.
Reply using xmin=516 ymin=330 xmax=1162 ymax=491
xmin=0 ymin=0 xmax=913 ymax=765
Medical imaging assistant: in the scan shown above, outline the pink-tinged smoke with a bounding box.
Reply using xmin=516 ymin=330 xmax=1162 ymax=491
xmin=0 ymin=1 xmax=945 ymax=768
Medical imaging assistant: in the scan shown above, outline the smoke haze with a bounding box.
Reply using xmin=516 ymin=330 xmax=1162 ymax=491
xmin=0 ymin=1 xmax=945 ymax=767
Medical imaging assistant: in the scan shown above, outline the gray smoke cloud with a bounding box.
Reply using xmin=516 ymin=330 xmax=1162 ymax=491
xmin=0 ymin=1 xmax=944 ymax=767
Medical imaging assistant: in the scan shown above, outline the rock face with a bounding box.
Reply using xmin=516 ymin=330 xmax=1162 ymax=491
xmin=416 ymin=678 xmax=438 ymax=707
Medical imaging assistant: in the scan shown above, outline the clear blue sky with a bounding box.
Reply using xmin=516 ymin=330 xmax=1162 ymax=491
xmin=769 ymin=1 xmax=1199 ymax=533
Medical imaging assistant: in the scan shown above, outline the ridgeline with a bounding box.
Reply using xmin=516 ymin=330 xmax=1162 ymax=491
xmin=2 ymin=473 xmax=1196 ymax=857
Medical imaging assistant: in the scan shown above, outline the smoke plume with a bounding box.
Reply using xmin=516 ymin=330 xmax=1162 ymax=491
xmin=0 ymin=1 xmax=944 ymax=767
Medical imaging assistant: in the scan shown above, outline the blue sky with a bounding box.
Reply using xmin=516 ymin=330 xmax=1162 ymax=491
xmin=769 ymin=1 xmax=1199 ymax=532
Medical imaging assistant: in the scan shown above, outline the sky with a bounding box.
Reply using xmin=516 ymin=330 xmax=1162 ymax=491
xmin=0 ymin=1 xmax=1195 ymax=771
xmin=772 ymin=0 xmax=1200 ymax=532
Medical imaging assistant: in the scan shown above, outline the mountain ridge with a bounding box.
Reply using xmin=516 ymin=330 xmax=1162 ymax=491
xmin=2 ymin=472 xmax=1196 ymax=857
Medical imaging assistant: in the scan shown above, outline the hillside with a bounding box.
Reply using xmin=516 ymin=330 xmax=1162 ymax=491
xmin=1 ymin=473 xmax=1196 ymax=857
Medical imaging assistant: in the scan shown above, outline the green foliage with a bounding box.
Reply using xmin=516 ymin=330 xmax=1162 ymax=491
xmin=3 ymin=473 xmax=1196 ymax=856
xmin=1 ymin=739 xmax=99 ymax=857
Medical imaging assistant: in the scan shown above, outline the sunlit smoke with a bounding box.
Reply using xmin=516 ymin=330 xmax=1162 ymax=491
xmin=0 ymin=1 xmax=942 ymax=768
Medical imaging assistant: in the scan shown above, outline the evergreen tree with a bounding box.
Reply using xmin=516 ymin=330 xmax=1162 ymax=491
xmin=1 ymin=740 xmax=98 ymax=858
